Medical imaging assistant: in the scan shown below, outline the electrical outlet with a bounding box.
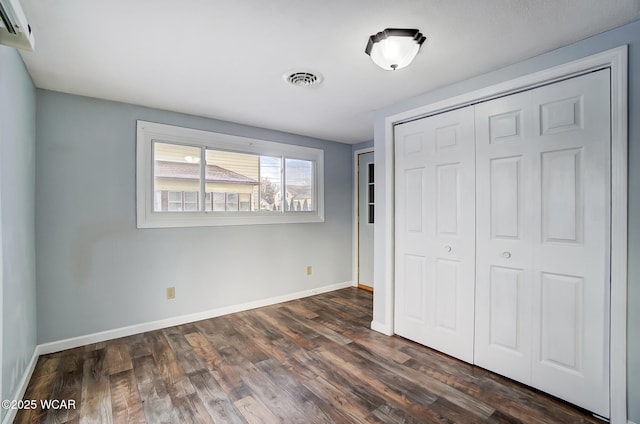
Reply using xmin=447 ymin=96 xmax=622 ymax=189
xmin=166 ymin=287 xmax=175 ymax=299
xmin=306 ymin=266 xmax=312 ymax=276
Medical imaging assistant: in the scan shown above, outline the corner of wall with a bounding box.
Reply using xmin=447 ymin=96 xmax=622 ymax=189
xmin=0 ymin=45 xmax=38 ymax=422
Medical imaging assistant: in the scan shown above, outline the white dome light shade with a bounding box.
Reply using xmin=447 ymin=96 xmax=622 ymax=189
xmin=365 ymin=28 xmax=426 ymax=71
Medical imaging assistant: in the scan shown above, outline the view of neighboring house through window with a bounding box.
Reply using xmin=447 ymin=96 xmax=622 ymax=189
xmin=204 ymin=149 xmax=260 ymax=212
xmin=153 ymin=142 xmax=201 ymax=212
xmin=151 ymin=142 xmax=316 ymax=214
xmin=137 ymin=120 xmax=324 ymax=228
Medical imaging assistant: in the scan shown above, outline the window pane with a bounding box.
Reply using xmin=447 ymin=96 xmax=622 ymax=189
xmin=239 ymin=193 xmax=251 ymax=211
xmin=227 ymin=193 xmax=239 ymax=211
xmin=260 ymin=156 xmax=281 ymax=211
xmin=285 ymin=158 xmax=314 ymax=212
xmin=184 ymin=192 xmax=198 ymax=211
xmin=153 ymin=142 xmax=201 ymax=212
xmin=212 ymin=192 xmax=226 ymax=211
xmin=168 ymin=191 xmax=183 ymax=211
xmin=206 ymin=149 xmax=260 ymax=211
xmin=368 ymin=162 xmax=374 ymax=223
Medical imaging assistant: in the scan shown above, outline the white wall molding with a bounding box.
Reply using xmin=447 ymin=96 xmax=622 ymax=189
xmin=1 ymin=349 xmax=39 ymax=424
xmin=370 ymin=320 xmax=393 ymax=336
xmin=608 ymin=44 xmax=629 ymax=424
xmin=38 ymin=281 xmax=353 ymax=355
xmin=379 ymin=45 xmax=628 ymax=423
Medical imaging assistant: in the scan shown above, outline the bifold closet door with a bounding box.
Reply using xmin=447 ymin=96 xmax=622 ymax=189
xmin=474 ymin=88 xmax=535 ymax=385
xmin=394 ymin=106 xmax=476 ymax=363
xmin=474 ymin=69 xmax=611 ymax=417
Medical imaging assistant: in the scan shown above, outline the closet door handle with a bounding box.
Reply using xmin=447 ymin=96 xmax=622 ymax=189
xmin=502 ymin=251 xmax=512 ymax=259
xmin=444 ymin=245 xmax=452 ymax=253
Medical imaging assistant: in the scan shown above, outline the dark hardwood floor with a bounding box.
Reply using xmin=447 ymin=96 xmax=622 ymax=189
xmin=15 ymin=288 xmax=601 ymax=423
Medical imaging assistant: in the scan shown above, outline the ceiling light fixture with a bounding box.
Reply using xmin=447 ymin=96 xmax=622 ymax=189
xmin=365 ymin=28 xmax=426 ymax=71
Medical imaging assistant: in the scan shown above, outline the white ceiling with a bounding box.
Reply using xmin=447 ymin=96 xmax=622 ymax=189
xmin=18 ymin=0 xmax=640 ymax=144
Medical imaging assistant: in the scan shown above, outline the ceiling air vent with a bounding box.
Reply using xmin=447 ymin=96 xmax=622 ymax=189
xmin=284 ymin=70 xmax=323 ymax=87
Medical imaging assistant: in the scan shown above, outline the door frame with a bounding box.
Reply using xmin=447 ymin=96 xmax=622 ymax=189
xmin=379 ymin=46 xmax=628 ymax=422
xmin=353 ymin=147 xmax=375 ymax=290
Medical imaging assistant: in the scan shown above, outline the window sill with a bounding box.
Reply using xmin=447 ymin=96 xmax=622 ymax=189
xmin=137 ymin=211 xmax=325 ymax=228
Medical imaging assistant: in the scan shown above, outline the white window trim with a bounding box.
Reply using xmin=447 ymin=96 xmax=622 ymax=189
xmin=136 ymin=121 xmax=325 ymax=228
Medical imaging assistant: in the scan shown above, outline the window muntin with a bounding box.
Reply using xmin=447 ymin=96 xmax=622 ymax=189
xmin=137 ymin=121 xmax=324 ymax=228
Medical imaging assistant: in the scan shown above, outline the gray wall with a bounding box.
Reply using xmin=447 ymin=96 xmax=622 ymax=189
xmin=0 ymin=46 xmax=37 ymax=419
xmin=373 ymin=19 xmax=640 ymax=420
xmin=352 ymin=140 xmax=374 ymax=153
xmin=36 ymin=90 xmax=353 ymax=344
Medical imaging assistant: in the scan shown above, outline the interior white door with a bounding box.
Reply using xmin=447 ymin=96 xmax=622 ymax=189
xmin=474 ymin=88 xmax=535 ymax=385
xmin=358 ymin=151 xmax=374 ymax=289
xmin=394 ymin=106 xmax=476 ymax=363
xmin=530 ymin=70 xmax=610 ymax=417
xmin=474 ymin=69 xmax=611 ymax=417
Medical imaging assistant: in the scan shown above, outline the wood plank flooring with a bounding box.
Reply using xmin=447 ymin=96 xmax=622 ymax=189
xmin=15 ymin=288 xmax=601 ymax=423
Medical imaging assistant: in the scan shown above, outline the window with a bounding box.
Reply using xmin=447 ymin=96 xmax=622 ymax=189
xmin=285 ymin=158 xmax=314 ymax=212
xmin=367 ymin=163 xmax=375 ymax=224
xmin=155 ymin=191 xmax=200 ymax=211
xmin=137 ymin=121 xmax=324 ymax=228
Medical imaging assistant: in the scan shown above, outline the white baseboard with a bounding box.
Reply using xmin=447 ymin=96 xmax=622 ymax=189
xmin=2 ymin=348 xmax=40 ymax=424
xmin=370 ymin=320 xmax=393 ymax=336
xmin=38 ymin=281 xmax=354 ymax=355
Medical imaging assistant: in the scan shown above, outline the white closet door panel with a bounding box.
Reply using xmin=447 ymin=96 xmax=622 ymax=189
xmin=489 ymin=110 xmax=522 ymax=143
xmin=530 ymin=70 xmax=610 ymax=417
xmin=541 ymin=148 xmax=583 ymax=243
xmin=476 ymin=69 xmax=610 ymax=417
xmin=436 ymin=164 xmax=460 ymax=235
xmin=539 ymin=272 xmax=583 ymax=370
xmin=403 ymin=254 xmax=427 ymax=323
xmin=488 ymin=266 xmax=522 ymax=350
xmin=435 ymin=258 xmax=459 ymax=330
xmin=474 ymin=90 xmax=534 ymax=384
xmin=403 ymin=168 xmax=425 ymax=233
xmin=490 ymin=156 xmax=522 ymax=239
xmin=394 ymin=125 xmax=430 ymax=340
xmin=394 ymin=106 xmax=475 ymax=363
